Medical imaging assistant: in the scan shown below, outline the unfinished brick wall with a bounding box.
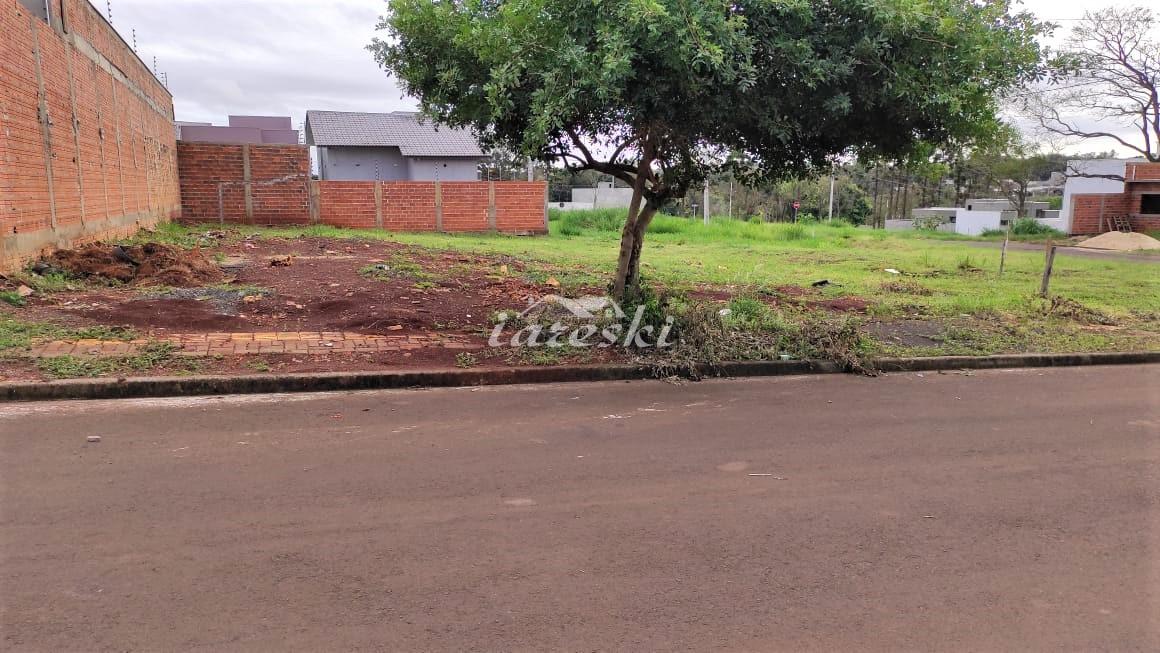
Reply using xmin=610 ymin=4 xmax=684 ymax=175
xmin=176 ymin=142 xmax=547 ymax=233
xmin=1 ymin=0 xmax=180 ymax=271
xmin=1070 ymin=194 xmax=1133 ymax=235
xmin=177 ymin=142 xmax=309 ymax=225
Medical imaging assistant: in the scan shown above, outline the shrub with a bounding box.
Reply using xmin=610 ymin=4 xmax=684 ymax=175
xmin=913 ymin=215 xmax=946 ymax=231
xmin=1011 ymin=217 xmax=1064 ymax=237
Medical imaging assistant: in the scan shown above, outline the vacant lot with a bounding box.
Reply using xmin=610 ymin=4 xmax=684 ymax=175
xmin=1 ymin=214 xmax=1156 ymax=381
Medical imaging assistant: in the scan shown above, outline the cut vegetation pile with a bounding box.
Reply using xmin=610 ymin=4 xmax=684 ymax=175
xmin=1074 ymin=232 xmax=1160 ymax=251
xmin=44 ymin=243 xmax=224 ymax=286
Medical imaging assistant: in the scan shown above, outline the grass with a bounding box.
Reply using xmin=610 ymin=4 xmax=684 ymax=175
xmin=1 ymin=291 xmax=27 ymax=307
xmin=0 ymin=318 xmax=137 ymax=352
xmin=68 ymin=217 xmax=1160 ymax=359
xmin=36 ymin=342 xmax=204 ymax=379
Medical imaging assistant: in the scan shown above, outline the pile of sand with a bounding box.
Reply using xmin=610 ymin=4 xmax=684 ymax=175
xmin=44 ymin=243 xmax=225 ymax=286
xmin=1073 ymin=231 xmax=1160 ymax=251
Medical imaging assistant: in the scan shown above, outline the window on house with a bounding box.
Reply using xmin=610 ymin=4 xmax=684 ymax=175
xmin=18 ymin=0 xmax=49 ymax=21
xmin=1141 ymin=194 xmax=1160 ymax=215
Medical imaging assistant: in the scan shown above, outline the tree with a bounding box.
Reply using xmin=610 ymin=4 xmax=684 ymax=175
xmin=1025 ymin=6 xmax=1160 ymax=170
xmin=372 ymin=0 xmax=1045 ymax=299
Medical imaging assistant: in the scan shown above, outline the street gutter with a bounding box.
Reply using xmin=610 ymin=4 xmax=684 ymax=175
xmin=2 ymin=351 xmax=1157 ymax=402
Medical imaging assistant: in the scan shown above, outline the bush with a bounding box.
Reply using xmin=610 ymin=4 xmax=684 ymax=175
xmin=913 ymin=215 xmax=946 ymax=231
xmin=1011 ymin=217 xmax=1065 ymax=237
xmin=774 ymin=223 xmax=808 ymax=241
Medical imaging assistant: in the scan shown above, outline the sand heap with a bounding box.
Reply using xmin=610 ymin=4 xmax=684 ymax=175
xmin=1074 ymin=231 xmax=1160 ymax=251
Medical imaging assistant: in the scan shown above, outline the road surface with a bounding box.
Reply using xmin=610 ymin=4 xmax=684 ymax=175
xmin=2 ymin=365 xmax=1158 ymax=651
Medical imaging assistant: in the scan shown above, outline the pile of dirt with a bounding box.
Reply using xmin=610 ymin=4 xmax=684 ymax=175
xmin=1074 ymin=232 xmax=1160 ymax=251
xmin=45 ymin=243 xmax=224 ymax=286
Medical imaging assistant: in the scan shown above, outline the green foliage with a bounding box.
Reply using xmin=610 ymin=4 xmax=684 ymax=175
xmin=913 ymin=215 xmax=947 ymax=231
xmin=1 ymin=291 xmax=26 ymax=307
xmin=455 ymin=352 xmax=479 ymax=368
xmin=374 ymin=0 xmax=1046 ymax=182
xmin=373 ymin=0 xmax=1047 ymax=292
xmin=359 ymin=256 xmax=432 ymax=282
xmin=17 ymin=271 xmax=76 ymax=293
xmin=1011 ymin=218 xmax=1065 ymax=237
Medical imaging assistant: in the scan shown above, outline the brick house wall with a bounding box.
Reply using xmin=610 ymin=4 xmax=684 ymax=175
xmin=1 ymin=0 xmax=180 ymax=271
xmin=176 ymin=142 xmax=547 ymax=233
xmin=1069 ymin=162 xmax=1160 ymax=234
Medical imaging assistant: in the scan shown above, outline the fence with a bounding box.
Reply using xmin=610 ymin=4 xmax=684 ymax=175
xmin=176 ymin=142 xmax=548 ymax=233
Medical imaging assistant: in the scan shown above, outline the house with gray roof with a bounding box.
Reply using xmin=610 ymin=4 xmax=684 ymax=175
xmin=305 ymin=110 xmax=486 ymax=182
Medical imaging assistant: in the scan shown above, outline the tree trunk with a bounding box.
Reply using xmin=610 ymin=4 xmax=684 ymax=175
xmin=612 ymin=200 xmax=658 ymax=300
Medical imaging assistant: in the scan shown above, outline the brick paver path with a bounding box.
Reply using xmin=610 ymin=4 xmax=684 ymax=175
xmin=26 ymin=332 xmax=482 ymax=358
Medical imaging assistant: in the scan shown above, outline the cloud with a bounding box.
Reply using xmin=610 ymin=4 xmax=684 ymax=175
xmin=112 ymin=0 xmax=414 ymax=126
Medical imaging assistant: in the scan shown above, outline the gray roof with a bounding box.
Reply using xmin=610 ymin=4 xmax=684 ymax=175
xmin=305 ymin=110 xmax=485 ymax=158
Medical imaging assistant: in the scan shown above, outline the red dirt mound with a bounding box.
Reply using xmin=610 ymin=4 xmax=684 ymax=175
xmin=46 ymin=243 xmax=224 ymax=287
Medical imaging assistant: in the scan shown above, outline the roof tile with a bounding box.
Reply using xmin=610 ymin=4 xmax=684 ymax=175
xmin=305 ymin=110 xmax=485 ymax=157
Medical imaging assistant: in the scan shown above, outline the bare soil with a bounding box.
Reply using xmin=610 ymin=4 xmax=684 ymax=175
xmin=2 ymin=233 xmax=886 ymax=381
xmin=46 ymin=242 xmax=224 ymax=286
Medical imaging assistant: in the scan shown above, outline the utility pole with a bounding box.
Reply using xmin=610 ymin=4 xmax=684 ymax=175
xmin=703 ymin=180 xmax=710 ymax=225
xmin=526 ymin=159 xmax=533 ymax=182
xmin=728 ymin=181 xmax=733 ymax=219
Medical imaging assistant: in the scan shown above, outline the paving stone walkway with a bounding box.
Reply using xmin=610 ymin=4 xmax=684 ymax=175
xmin=26 ymin=332 xmax=482 ymax=358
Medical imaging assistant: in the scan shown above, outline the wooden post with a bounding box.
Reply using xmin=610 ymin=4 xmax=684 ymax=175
xmin=1039 ymin=241 xmax=1057 ymax=298
xmin=999 ymin=218 xmax=1011 ymax=275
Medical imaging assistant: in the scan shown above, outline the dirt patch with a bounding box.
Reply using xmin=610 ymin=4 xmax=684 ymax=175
xmin=811 ymin=297 xmax=871 ymax=313
xmin=880 ymin=280 xmax=933 ymax=296
xmin=45 ymin=243 xmax=224 ymax=286
xmin=1042 ymin=297 xmax=1117 ymax=326
xmin=867 ymin=320 xmax=945 ymax=348
xmin=78 ymin=298 xmax=252 ymax=332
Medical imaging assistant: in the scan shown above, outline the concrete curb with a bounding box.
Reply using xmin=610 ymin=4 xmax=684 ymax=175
xmin=2 ymin=351 xmax=1157 ymax=402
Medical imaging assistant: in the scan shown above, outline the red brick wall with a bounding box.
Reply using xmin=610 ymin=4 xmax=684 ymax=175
xmin=177 ymin=142 xmax=309 ymax=225
xmin=383 ymin=183 xmax=437 ymax=230
xmin=495 ymin=182 xmax=555 ymax=232
xmin=318 ymin=182 xmax=376 ymax=229
xmin=1126 ymin=162 xmax=1160 ymax=182
xmin=1 ymin=0 xmax=179 ymax=271
xmin=176 ymin=143 xmax=546 ymax=233
xmin=1070 ymin=194 xmax=1132 ymax=235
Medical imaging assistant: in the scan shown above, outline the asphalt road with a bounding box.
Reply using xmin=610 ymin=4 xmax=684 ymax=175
xmin=2 ymin=365 xmax=1158 ymax=651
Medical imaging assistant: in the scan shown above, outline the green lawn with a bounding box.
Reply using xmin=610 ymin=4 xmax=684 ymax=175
xmin=139 ymin=214 xmax=1160 ymax=361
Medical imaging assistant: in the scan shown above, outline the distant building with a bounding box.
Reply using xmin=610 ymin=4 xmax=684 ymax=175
xmin=304 ymin=110 xmax=486 ymax=182
xmin=1061 ymin=159 xmax=1160 ymax=234
xmin=177 ymin=116 xmax=300 ymax=145
xmin=571 ymin=182 xmax=634 ymax=208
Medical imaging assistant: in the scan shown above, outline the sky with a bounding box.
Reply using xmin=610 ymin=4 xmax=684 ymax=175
xmin=106 ymin=0 xmax=1155 ymax=155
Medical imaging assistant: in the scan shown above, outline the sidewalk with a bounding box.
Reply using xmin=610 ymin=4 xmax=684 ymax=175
xmin=26 ymin=331 xmax=482 ymax=358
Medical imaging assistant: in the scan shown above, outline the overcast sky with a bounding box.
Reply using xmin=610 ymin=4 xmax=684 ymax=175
xmin=108 ymin=0 xmax=1154 ymax=155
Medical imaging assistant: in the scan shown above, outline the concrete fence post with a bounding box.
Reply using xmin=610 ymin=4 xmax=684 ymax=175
xmin=487 ymin=181 xmax=498 ymax=231
xmin=374 ymin=181 xmax=384 ymax=229
xmin=434 ymin=181 xmax=444 ymax=232
xmin=308 ymin=180 xmax=321 ymax=224
xmin=242 ymin=144 xmax=253 ymax=224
